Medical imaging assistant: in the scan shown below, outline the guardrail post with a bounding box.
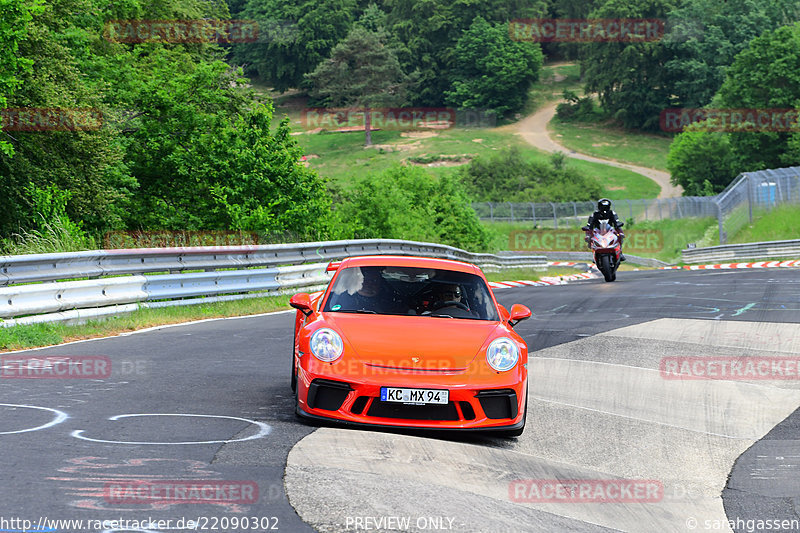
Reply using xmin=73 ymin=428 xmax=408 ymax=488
xmin=549 ymin=202 xmax=558 ymax=229
xmin=717 ymin=201 xmax=725 ymax=245
xmin=530 ymin=203 xmax=536 ymax=226
xmin=489 ymin=203 xmax=494 ymax=222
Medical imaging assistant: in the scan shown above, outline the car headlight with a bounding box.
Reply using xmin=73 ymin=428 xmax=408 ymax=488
xmin=486 ymin=337 xmax=519 ymax=372
xmin=310 ymin=328 xmax=344 ymax=362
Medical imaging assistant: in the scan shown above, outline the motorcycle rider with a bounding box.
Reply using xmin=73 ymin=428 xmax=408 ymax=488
xmin=582 ymin=198 xmax=626 ymax=261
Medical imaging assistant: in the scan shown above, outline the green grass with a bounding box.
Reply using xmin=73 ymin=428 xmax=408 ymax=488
xmin=278 ymin=60 xmax=659 ymax=199
xmin=550 ymin=118 xmax=673 ymax=171
xmin=297 ymin=126 xmax=659 ymax=200
xmin=728 ymin=205 xmax=800 ymax=244
xmin=0 ymin=296 xmax=291 ymax=352
xmin=627 ymin=217 xmax=718 ymax=262
xmin=566 ymin=158 xmax=661 ymax=199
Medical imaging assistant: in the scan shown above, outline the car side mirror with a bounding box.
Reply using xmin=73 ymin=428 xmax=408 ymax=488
xmin=290 ymin=293 xmax=314 ymax=317
xmin=508 ymin=304 xmax=531 ymax=327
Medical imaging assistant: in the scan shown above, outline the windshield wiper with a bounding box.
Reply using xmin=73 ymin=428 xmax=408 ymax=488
xmin=334 ymin=309 xmax=377 ymax=314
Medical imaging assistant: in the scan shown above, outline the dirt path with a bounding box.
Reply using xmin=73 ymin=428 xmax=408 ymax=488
xmin=515 ymin=101 xmax=683 ymax=198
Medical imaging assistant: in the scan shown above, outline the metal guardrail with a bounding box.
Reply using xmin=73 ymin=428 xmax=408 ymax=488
xmin=0 ymin=239 xmax=545 ymax=286
xmin=0 ymin=239 xmax=547 ymax=327
xmin=681 ymin=239 xmax=800 ymax=264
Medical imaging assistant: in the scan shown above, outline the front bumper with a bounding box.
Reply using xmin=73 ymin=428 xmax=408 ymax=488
xmin=294 ymin=360 xmax=527 ymax=431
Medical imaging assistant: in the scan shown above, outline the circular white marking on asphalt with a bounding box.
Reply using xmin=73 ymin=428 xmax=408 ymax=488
xmin=0 ymin=403 xmax=69 ymax=435
xmin=70 ymin=413 xmax=271 ymax=445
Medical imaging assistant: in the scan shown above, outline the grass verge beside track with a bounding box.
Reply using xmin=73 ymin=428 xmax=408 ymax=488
xmin=0 ymin=296 xmax=290 ymax=352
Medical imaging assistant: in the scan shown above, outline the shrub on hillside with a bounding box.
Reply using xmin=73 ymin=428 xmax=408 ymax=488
xmin=335 ymin=165 xmax=493 ymax=252
xmin=458 ymin=146 xmax=602 ymax=202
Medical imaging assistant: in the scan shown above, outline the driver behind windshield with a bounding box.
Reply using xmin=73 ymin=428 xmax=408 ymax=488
xmin=433 ymin=283 xmax=464 ymax=308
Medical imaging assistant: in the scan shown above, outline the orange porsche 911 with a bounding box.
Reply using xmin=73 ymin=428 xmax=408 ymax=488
xmin=289 ymin=255 xmax=532 ymax=436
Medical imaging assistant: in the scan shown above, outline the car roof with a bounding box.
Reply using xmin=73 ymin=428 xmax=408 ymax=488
xmin=337 ymin=255 xmax=482 ymax=275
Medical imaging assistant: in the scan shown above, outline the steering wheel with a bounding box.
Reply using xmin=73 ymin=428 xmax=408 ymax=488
xmin=431 ymin=300 xmax=469 ymax=311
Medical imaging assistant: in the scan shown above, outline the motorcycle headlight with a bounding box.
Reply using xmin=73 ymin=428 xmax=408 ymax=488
xmin=486 ymin=337 xmax=519 ymax=372
xmin=310 ymin=328 xmax=344 ymax=362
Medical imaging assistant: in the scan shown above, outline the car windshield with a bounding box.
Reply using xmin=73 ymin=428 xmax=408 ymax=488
xmin=322 ymin=265 xmax=499 ymax=321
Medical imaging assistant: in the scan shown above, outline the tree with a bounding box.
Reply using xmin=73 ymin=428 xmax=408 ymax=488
xmin=666 ymin=123 xmax=736 ymax=196
xmin=229 ymin=0 xmax=356 ymax=92
xmin=384 ymin=0 xmax=547 ymax=107
xmin=713 ymin=22 xmax=800 ymax=170
xmin=458 ymin=147 xmax=603 ymax=202
xmin=306 ymin=26 xmax=414 ymax=146
xmin=337 ymin=164 xmax=493 ymax=251
xmin=663 ymin=0 xmax=799 ymax=108
xmin=445 ymin=17 xmax=542 ymax=116
xmin=581 ymin=0 xmax=680 ymax=131
xmin=0 ymin=0 xmax=39 ymax=157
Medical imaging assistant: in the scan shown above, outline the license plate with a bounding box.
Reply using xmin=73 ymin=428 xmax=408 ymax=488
xmin=380 ymin=387 xmax=449 ymax=405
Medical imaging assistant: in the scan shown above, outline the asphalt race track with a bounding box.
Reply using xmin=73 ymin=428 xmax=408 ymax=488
xmin=1 ymin=267 xmax=799 ymax=533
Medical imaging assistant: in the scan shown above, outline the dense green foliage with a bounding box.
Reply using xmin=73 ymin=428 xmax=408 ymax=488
xmin=0 ymin=0 xmax=337 ymax=245
xmin=713 ymin=22 xmax=800 ymax=171
xmin=445 ymin=17 xmax=543 ymax=116
xmin=229 ymin=0 xmax=357 ymax=92
xmin=305 ymin=26 xmax=414 ymax=145
xmin=5 ymin=0 xmax=800 ymax=250
xmin=666 ymin=21 xmax=800 ymax=194
xmin=336 ymin=165 xmax=494 ymax=251
xmin=667 ymin=124 xmax=736 ymax=195
xmin=0 ymin=0 xmax=39 ymax=156
xmin=458 ymin=147 xmax=603 ymax=202
xmin=581 ymin=0 xmax=679 ymax=131
xmin=663 ymin=0 xmax=799 ymax=109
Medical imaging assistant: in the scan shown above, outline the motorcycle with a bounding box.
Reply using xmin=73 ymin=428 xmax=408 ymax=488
xmin=582 ymin=221 xmax=623 ymax=282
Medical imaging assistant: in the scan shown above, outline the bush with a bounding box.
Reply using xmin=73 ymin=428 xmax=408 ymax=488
xmin=666 ymin=122 xmax=737 ymax=196
xmin=336 ymin=165 xmax=493 ymax=251
xmin=458 ymin=146 xmax=602 ymax=202
xmin=555 ymin=90 xmax=599 ymax=121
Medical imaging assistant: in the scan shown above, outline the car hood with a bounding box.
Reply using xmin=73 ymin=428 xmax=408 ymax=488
xmin=323 ymin=313 xmax=501 ymax=369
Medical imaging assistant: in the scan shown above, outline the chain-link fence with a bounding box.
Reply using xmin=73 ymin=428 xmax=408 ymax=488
xmin=715 ymin=167 xmax=800 ymax=244
xmin=473 ymin=166 xmax=800 ymax=244
xmin=472 ymin=198 xmax=718 ymax=227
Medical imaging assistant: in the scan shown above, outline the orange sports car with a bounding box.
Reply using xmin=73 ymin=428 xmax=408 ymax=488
xmin=289 ymin=255 xmax=532 ymax=436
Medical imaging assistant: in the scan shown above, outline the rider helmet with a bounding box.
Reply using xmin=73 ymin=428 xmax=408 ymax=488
xmin=597 ymin=198 xmax=612 ymax=215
